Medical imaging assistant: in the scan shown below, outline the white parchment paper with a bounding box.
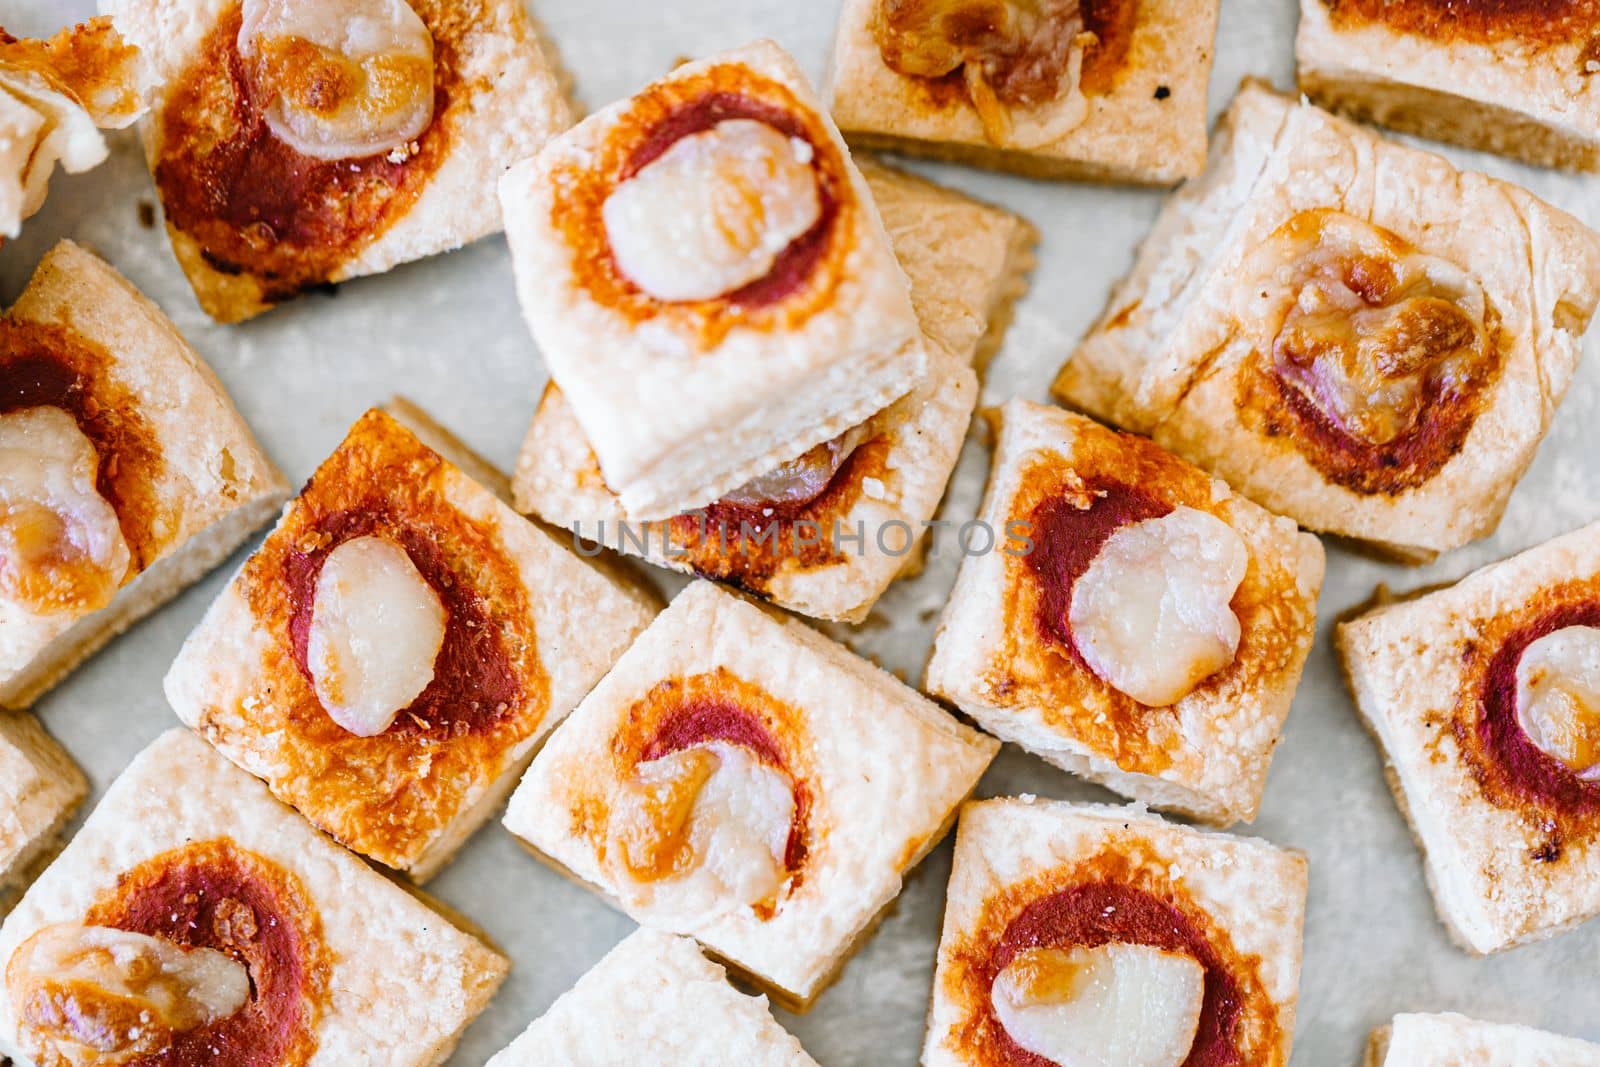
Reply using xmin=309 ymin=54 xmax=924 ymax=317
xmin=5 ymin=0 xmax=1600 ymax=1063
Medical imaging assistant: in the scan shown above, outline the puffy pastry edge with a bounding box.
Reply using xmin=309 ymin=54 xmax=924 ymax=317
xmin=484 ymin=928 xmax=820 ymax=1066
xmin=0 ymin=712 xmax=86 ymax=910
xmin=502 ymin=580 xmax=998 ymax=1009
xmin=1051 ymin=80 xmax=1600 ymax=560
xmin=0 ymin=239 xmax=289 ymax=709
xmin=1296 ymin=0 xmax=1600 ymax=173
xmin=1337 ymin=519 xmax=1600 ymax=955
xmin=1369 ymin=1012 xmax=1600 ymax=1064
xmin=923 ymin=398 xmax=1324 ymax=826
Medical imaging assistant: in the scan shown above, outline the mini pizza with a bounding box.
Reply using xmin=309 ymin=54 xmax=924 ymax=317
xmin=1368 ymin=1012 xmax=1600 ymax=1066
xmin=1339 ymin=519 xmax=1600 ymax=954
xmin=0 ymin=713 xmax=85 ymax=909
xmin=0 ymin=729 xmax=507 ymax=1066
xmin=499 ymin=40 xmax=928 ymax=521
xmin=924 ymin=797 xmax=1307 ymax=1067
xmin=103 ymin=0 xmax=574 ymax=323
xmin=826 ymin=0 xmax=1220 ymax=183
xmin=503 ymin=580 xmax=999 ymax=1010
xmin=925 ymin=399 xmax=1323 ymax=826
xmin=486 ymin=928 xmax=821 ymax=1066
xmin=1053 ymin=81 xmax=1600 ymax=562
xmin=514 ymin=159 xmax=1036 ymax=623
xmin=0 ymin=17 xmax=143 ymax=238
xmin=1297 ymin=0 xmax=1600 ymax=172
xmin=0 ymin=240 xmax=288 ymax=710
xmin=164 ymin=402 xmax=661 ymax=882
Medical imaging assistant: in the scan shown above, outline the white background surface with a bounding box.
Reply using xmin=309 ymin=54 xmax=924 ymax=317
xmin=6 ymin=0 xmax=1600 ymax=1063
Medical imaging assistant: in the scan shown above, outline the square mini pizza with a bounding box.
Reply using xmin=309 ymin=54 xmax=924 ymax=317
xmin=1339 ymin=519 xmax=1600 ymax=954
xmin=165 ymin=403 xmax=661 ymax=882
xmin=0 ymin=712 xmax=85 ymax=908
xmin=1297 ymin=0 xmax=1600 ymax=172
xmin=499 ymin=40 xmax=927 ymax=521
xmin=503 ymin=580 xmax=999 ymax=1010
xmin=486 ymin=928 xmax=820 ymax=1067
xmin=0 ymin=729 xmax=507 ymax=1067
xmin=924 ymin=797 xmax=1307 ymax=1067
xmin=103 ymin=0 xmax=575 ymax=322
xmin=925 ymin=399 xmax=1323 ymax=826
xmin=513 ymin=159 xmax=1036 ymax=623
xmin=1 ymin=240 xmax=288 ymax=710
xmin=826 ymin=0 xmax=1220 ymax=183
xmin=1052 ymin=81 xmax=1600 ymax=562
xmin=1369 ymin=1013 xmax=1600 ymax=1066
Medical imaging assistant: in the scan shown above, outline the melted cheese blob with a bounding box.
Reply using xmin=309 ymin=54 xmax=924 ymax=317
xmin=613 ymin=741 xmax=796 ymax=922
xmin=0 ymin=406 xmax=130 ymax=615
xmin=239 ymin=0 xmax=436 ymax=161
xmin=991 ymin=943 xmax=1206 ymax=1067
xmin=306 ymin=534 xmax=447 ymax=737
xmin=1516 ymin=625 xmax=1600 ymax=778
xmin=874 ymin=0 xmax=1090 ymax=147
xmin=602 ymin=119 xmax=822 ymax=303
xmin=8 ymin=923 xmax=250 ymax=1065
xmin=1237 ymin=210 xmax=1489 ymax=447
xmin=1069 ymin=506 xmax=1248 ymax=707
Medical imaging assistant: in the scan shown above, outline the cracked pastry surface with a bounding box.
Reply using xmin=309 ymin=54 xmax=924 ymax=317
xmin=1054 ymin=82 xmax=1600 ymax=560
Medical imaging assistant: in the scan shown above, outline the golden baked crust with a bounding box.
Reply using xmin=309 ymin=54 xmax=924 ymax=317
xmin=165 ymin=407 xmax=659 ymax=880
xmin=827 ymin=0 xmax=1220 ymax=183
xmin=1054 ymin=81 xmax=1600 ymax=559
xmin=926 ymin=400 xmax=1323 ymax=825
xmin=0 ymin=18 xmax=143 ymax=238
xmin=0 ymin=18 xmax=142 ymax=128
xmin=108 ymin=0 xmax=574 ymax=322
xmin=924 ymin=798 xmax=1307 ymax=1067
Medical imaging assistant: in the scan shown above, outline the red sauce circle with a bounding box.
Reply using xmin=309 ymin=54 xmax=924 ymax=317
xmin=642 ymin=695 xmax=810 ymax=875
xmin=1472 ymin=601 xmax=1600 ymax=816
xmin=613 ymin=91 xmax=838 ymax=310
xmin=1259 ymin=354 xmax=1485 ymax=496
xmin=154 ymin=3 xmax=454 ymax=303
xmin=0 ymin=322 xmax=167 ymax=570
xmin=281 ymin=507 xmax=519 ymax=737
xmin=84 ymin=840 xmax=328 ymax=1067
xmin=984 ymin=882 xmax=1243 ymax=1067
xmin=1023 ymin=480 xmax=1170 ymax=665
